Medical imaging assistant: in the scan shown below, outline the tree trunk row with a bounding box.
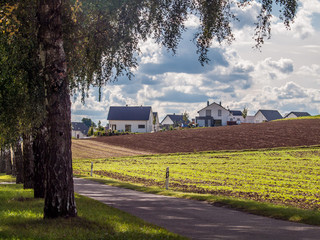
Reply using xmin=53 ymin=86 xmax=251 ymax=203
xmin=23 ymin=134 xmax=35 ymax=189
xmin=13 ymin=139 xmax=24 ymax=184
xmin=0 ymin=148 xmax=12 ymax=175
xmin=0 ymin=149 xmax=5 ymax=173
xmin=0 ymin=132 xmax=44 ymax=196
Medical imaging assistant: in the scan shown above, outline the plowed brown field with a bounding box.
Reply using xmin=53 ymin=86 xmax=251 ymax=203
xmin=73 ymin=119 xmax=320 ymax=158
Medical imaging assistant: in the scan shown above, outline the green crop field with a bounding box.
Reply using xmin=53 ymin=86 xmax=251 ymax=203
xmin=73 ymin=146 xmax=320 ymax=210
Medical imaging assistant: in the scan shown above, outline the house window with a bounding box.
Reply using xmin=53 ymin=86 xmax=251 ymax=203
xmin=206 ymin=110 xmax=211 ymax=116
xmin=218 ymin=110 xmax=222 ymax=116
xmin=111 ymin=125 xmax=116 ymax=131
xmin=138 ymin=125 xmax=145 ymax=129
xmin=125 ymin=125 xmax=131 ymax=132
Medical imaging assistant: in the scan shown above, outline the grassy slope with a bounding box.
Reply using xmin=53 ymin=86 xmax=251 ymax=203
xmin=0 ymin=182 xmax=185 ymax=240
xmin=275 ymin=115 xmax=320 ymax=121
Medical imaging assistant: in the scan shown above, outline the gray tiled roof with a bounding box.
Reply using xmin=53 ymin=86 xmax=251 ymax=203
xmin=257 ymin=110 xmax=283 ymax=121
xmin=107 ymin=106 xmax=152 ymax=121
xmin=71 ymin=122 xmax=89 ymax=135
xmin=287 ymin=111 xmax=311 ymax=117
xmin=230 ymin=110 xmax=242 ymax=116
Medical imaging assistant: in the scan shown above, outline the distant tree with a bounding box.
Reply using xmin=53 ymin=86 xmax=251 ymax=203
xmin=242 ymin=107 xmax=248 ymax=119
xmin=183 ymin=111 xmax=189 ymax=124
xmin=97 ymin=121 xmax=105 ymax=131
xmin=88 ymin=126 xmax=94 ymax=136
xmin=81 ymin=118 xmax=96 ymax=128
xmin=153 ymin=114 xmax=157 ymax=132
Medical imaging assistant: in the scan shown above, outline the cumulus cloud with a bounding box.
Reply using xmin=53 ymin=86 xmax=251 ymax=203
xmin=264 ymin=58 xmax=294 ymax=74
xmin=233 ymin=82 xmax=320 ymax=116
xmin=298 ymin=64 xmax=320 ymax=77
xmin=252 ymin=58 xmax=294 ymax=83
xmin=276 ymin=82 xmax=308 ymax=99
xmin=272 ymin=0 xmax=320 ymax=39
xmin=231 ymin=1 xmax=261 ymax=30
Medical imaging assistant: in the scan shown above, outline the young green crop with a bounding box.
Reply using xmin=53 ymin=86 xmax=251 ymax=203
xmin=73 ymin=147 xmax=320 ymax=209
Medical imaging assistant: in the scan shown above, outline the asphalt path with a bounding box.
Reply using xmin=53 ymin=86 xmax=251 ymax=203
xmin=74 ymin=178 xmax=320 ymax=240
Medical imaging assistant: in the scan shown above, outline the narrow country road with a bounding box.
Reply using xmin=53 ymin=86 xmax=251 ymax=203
xmin=74 ymin=178 xmax=320 ymax=240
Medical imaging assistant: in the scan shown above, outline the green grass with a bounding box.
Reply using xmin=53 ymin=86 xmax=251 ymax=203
xmin=0 ymin=174 xmax=15 ymax=183
xmin=0 ymin=184 xmax=186 ymax=240
xmin=274 ymin=115 xmax=320 ymax=121
xmin=73 ymin=146 xmax=320 ymax=225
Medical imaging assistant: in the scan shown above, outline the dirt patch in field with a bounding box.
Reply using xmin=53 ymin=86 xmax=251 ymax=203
xmin=84 ymin=119 xmax=320 ymax=155
xmin=72 ymin=139 xmax=152 ymax=159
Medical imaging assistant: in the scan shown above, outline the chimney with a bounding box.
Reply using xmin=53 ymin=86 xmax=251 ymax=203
xmin=207 ymin=101 xmax=209 ymax=106
xmin=219 ymin=101 xmax=221 ymax=106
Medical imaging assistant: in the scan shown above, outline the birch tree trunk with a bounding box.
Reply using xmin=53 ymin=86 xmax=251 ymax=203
xmin=23 ymin=134 xmax=34 ymax=189
xmin=38 ymin=0 xmax=77 ymax=218
xmin=5 ymin=148 xmax=12 ymax=175
xmin=13 ymin=139 xmax=24 ymax=184
xmin=11 ymin=146 xmax=16 ymax=176
xmin=33 ymin=124 xmax=47 ymax=198
xmin=0 ymin=148 xmax=5 ymax=173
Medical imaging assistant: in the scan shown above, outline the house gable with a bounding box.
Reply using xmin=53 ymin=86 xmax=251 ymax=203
xmin=285 ymin=111 xmax=311 ymax=118
xmin=254 ymin=110 xmax=282 ymax=122
xmin=196 ymin=102 xmax=229 ymax=126
xmin=107 ymin=106 xmax=153 ymax=133
xmin=71 ymin=122 xmax=89 ymax=138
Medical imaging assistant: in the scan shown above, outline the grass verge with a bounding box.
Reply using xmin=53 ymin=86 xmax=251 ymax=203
xmin=274 ymin=115 xmax=320 ymax=121
xmin=76 ymin=175 xmax=320 ymax=226
xmin=0 ymin=183 xmax=186 ymax=240
xmin=0 ymin=174 xmax=16 ymax=183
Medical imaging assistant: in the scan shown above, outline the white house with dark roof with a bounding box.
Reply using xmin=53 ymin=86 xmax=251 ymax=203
xmin=107 ymin=106 xmax=154 ymax=133
xmin=284 ymin=111 xmax=311 ymax=119
xmin=72 ymin=122 xmax=89 ymax=139
xmin=228 ymin=110 xmax=244 ymax=124
xmin=161 ymin=113 xmax=190 ymax=129
xmin=254 ymin=110 xmax=283 ymax=123
xmin=196 ymin=101 xmax=229 ymax=127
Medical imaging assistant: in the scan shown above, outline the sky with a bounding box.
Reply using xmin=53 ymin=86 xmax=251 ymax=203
xmin=71 ymin=0 xmax=320 ymax=126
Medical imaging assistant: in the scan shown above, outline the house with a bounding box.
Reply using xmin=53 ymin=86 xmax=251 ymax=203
xmin=107 ymin=106 xmax=154 ymax=133
xmin=71 ymin=122 xmax=89 ymax=139
xmin=228 ymin=110 xmax=244 ymax=125
xmin=284 ymin=111 xmax=311 ymax=119
xmin=254 ymin=110 xmax=283 ymax=123
xmin=152 ymin=112 xmax=160 ymax=132
xmin=196 ymin=101 xmax=229 ymax=127
xmin=243 ymin=115 xmax=255 ymax=123
xmin=161 ymin=114 xmax=189 ymax=129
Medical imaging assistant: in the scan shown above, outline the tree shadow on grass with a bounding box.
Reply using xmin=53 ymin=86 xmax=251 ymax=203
xmin=0 ymin=189 xmax=185 ymax=240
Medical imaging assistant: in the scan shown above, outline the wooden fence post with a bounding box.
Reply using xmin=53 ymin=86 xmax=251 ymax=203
xmin=165 ymin=167 xmax=169 ymax=190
